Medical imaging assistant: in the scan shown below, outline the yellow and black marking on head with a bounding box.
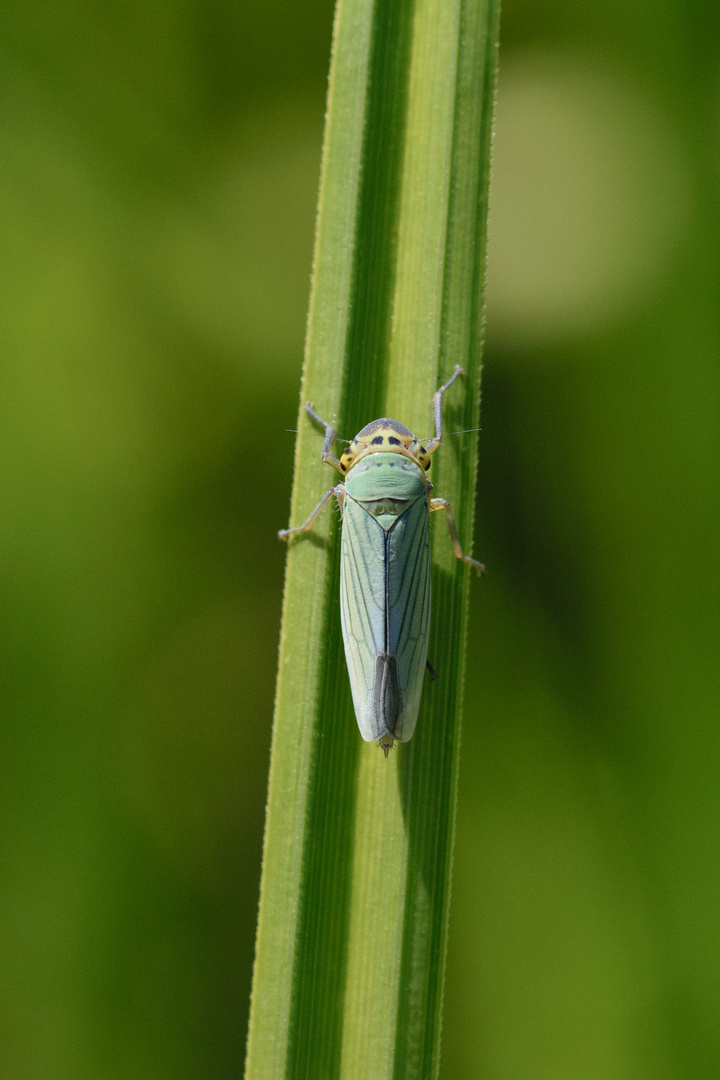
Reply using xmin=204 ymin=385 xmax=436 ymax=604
xmin=338 ymin=418 xmax=432 ymax=475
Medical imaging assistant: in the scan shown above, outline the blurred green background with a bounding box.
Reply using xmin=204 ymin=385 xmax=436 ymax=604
xmin=1 ymin=0 xmax=718 ymax=1077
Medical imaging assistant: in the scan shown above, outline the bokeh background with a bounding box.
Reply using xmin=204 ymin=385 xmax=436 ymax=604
xmin=1 ymin=1 xmax=718 ymax=1077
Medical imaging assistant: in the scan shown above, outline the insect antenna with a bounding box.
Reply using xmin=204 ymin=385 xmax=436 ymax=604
xmin=418 ymin=426 xmax=482 ymax=442
xmin=285 ymin=429 xmax=352 ymax=443
xmin=446 ymin=427 xmax=482 ymax=438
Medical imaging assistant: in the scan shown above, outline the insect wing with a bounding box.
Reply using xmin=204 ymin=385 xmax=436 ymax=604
xmin=386 ymin=496 xmax=431 ymax=741
xmin=340 ymin=494 xmax=431 ymax=743
xmin=339 ymin=497 xmax=386 ymax=740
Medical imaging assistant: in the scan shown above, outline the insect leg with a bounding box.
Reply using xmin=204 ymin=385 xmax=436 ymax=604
xmin=425 ymin=364 xmax=465 ymax=456
xmin=429 ymin=497 xmax=485 ymax=574
xmin=278 ymin=485 xmax=345 ymax=540
xmin=305 ymin=403 xmax=345 ymax=474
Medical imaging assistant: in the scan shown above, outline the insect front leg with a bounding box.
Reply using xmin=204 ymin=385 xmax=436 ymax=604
xmin=429 ymin=497 xmax=485 ymax=574
xmin=304 ymin=403 xmax=345 ymax=474
xmin=424 ymin=364 xmax=465 ymax=456
xmin=278 ymin=485 xmax=345 ymax=541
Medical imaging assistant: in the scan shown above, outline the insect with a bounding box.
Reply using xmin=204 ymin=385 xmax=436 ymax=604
xmin=279 ymin=365 xmax=483 ymax=756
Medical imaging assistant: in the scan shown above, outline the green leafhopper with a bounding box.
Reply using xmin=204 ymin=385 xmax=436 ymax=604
xmin=279 ymin=365 xmax=483 ymax=756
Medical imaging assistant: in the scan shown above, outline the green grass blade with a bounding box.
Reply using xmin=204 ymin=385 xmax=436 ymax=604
xmin=245 ymin=0 xmax=500 ymax=1077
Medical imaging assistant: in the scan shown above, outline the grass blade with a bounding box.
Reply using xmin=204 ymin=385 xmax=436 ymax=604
xmin=245 ymin=0 xmax=500 ymax=1076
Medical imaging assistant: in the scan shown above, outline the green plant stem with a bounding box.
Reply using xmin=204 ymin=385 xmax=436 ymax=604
xmin=245 ymin=0 xmax=499 ymax=1076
